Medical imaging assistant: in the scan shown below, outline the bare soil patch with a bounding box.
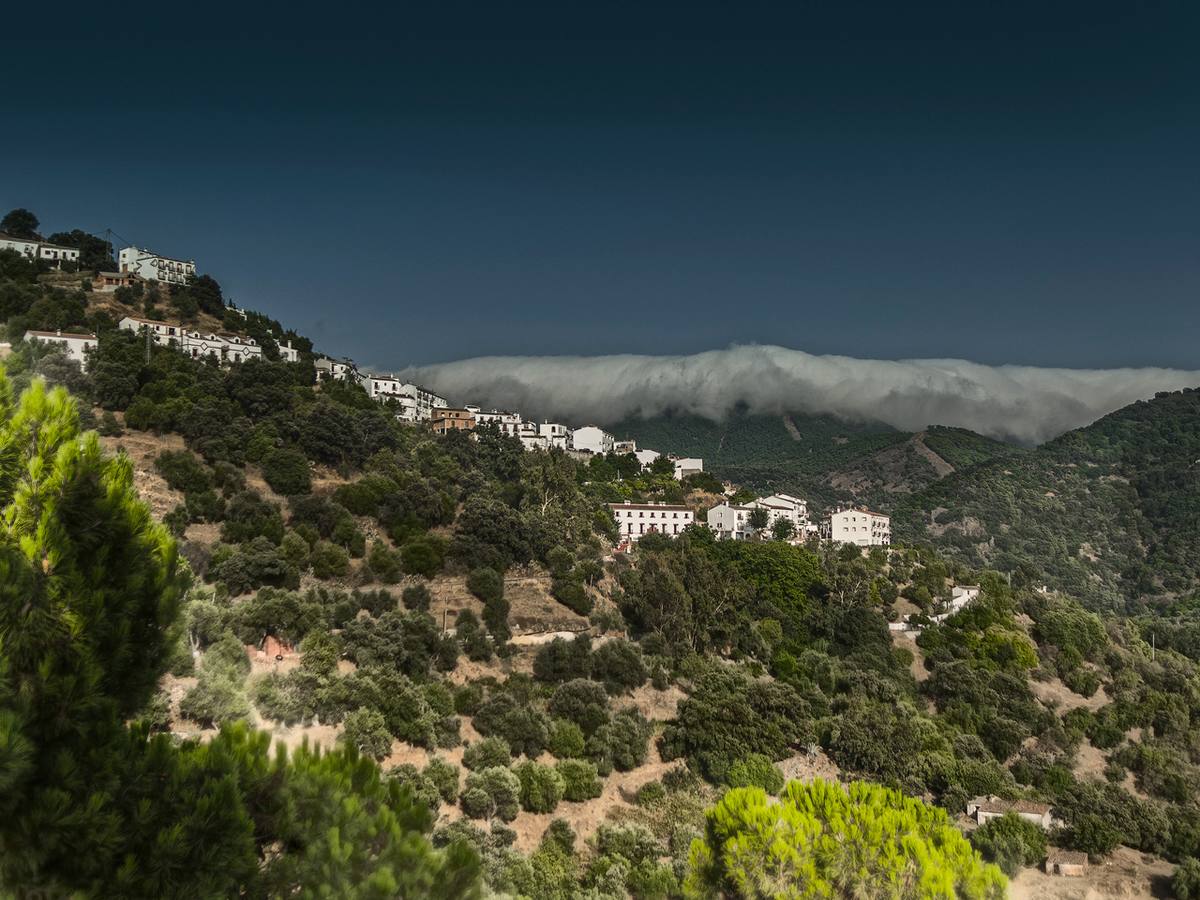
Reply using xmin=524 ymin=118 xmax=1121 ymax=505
xmin=1009 ymin=846 xmax=1175 ymax=900
xmin=1031 ymin=677 xmax=1109 ymax=714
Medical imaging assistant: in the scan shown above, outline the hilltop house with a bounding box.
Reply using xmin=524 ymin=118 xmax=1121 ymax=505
xmin=1 ymin=233 xmax=81 ymax=268
xmin=315 ymin=356 xmax=358 ymax=381
xmin=748 ymin=493 xmax=809 ymax=532
xmin=822 ymin=507 xmax=891 ymax=547
xmin=966 ymin=796 xmax=1053 ymax=830
xmin=92 ymin=271 xmax=136 ymax=292
xmin=538 ymin=422 xmax=573 ymax=450
xmin=23 ymin=330 xmax=98 ymax=367
xmin=634 ymin=449 xmax=661 ymax=468
xmin=118 ymin=315 xmax=264 ymax=364
xmin=474 ymin=409 xmax=523 ymax=436
xmin=671 ymin=456 xmax=704 ymax=480
xmin=609 ymin=501 xmax=694 ymax=542
xmin=432 ymin=407 xmax=477 ymax=434
xmin=118 ymin=246 xmax=196 ymax=285
xmin=573 ymin=425 xmax=615 ymax=455
xmin=613 ymin=439 xmax=637 ymax=454
xmin=707 ymin=502 xmax=755 ymax=540
xmin=356 ymin=373 xmax=447 ymax=421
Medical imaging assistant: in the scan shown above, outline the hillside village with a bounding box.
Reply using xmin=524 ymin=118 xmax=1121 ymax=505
xmin=4 ymin=208 xmax=1199 ymax=899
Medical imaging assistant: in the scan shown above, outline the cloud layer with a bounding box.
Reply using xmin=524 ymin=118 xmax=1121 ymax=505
xmin=403 ymin=345 xmax=1200 ymax=445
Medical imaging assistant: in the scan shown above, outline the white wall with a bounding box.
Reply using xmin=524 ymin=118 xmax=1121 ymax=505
xmin=573 ymin=425 xmax=615 ymax=455
xmin=610 ymin=503 xmax=694 ymax=541
xmin=118 ymin=246 xmax=197 ymax=284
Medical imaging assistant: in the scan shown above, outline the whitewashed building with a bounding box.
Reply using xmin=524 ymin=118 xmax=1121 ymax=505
xmin=1 ymin=233 xmax=81 ymax=268
xmin=23 ymin=330 xmax=98 ymax=367
xmin=358 ymin=374 xmax=448 ymax=421
xmin=821 ymin=507 xmax=891 ymax=546
xmin=475 ymin=409 xmax=523 ymax=436
xmin=609 ymin=501 xmax=694 ymax=542
xmin=538 ymin=422 xmax=573 ymax=450
xmin=671 ymin=456 xmax=705 ymax=480
xmin=573 ymin=425 xmax=615 ymax=455
xmin=706 ymin=502 xmax=755 ymax=540
xmin=748 ymin=493 xmax=809 ymax=532
xmin=613 ymin=439 xmax=637 ymax=454
xmin=118 ymin=315 xmax=262 ymax=364
xmin=634 ymin=449 xmax=661 ymax=468
xmin=315 ymin=356 xmax=357 ymax=381
xmin=277 ymin=340 xmax=299 ymax=363
xmin=967 ymin=797 xmax=1052 ymax=830
xmin=118 ymin=246 xmax=196 ymax=285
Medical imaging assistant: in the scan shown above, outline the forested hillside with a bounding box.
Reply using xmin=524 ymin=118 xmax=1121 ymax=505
xmin=611 ymin=410 xmax=1018 ymax=511
xmin=895 ymin=389 xmax=1200 ymax=612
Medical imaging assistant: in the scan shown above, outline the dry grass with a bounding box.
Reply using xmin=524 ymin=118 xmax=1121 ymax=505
xmin=1009 ymin=846 xmax=1176 ymax=900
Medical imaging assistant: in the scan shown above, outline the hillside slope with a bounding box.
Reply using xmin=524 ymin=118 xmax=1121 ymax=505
xmin=610 ymin=411 xmax=1019 ymax=511
xmin=895 ymin=388 xmax=1200 ymax=610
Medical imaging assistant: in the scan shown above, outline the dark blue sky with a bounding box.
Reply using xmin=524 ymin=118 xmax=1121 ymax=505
xmin=3 ymin=5 xmax=1198 ymax=369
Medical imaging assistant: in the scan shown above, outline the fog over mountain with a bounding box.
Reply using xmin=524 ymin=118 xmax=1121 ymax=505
xmin=403 ymin=345 xmax=1200 ymax=445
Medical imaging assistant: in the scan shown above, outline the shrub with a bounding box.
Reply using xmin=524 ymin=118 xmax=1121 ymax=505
xmin=262 ymin=447 xmax=312 ymax=496
xmin=309 ymin=540 xmax=350 ymax=579
xmin=970 ymin=813 xmax=1048 ymax=877
xmin=423 ymin=758 xmax=461 ymax=804
xmin=634 ymin=781 xmax=666 ymax=806
xmin=592 ymin=708 xmax=652 ymax=773
xmin=368 ymin=542 xmax=403 ymax=583
xmin=547 ymin=679 xmax=611 ymax=737
xmin=726 ymin=754 xmax=785 ymax=795
xmin=548 ymin=719 xmax=586 ymax=759
xmin=462 ymin=767 xmax=521 ymax=822
xmin=514 ymin=761 xmax=565 ymax=813
xmin=402 ymin=582 xmax=432 ymax=612
xmin=1174 ymin=858 xmax=1200 ymax=900
xmin=467 ymin=567 xmax=504 ymax=604
xmin=387 ymin=764 xmax=442 ymax=810
xmin=453 ymin=682 xmax=485 ymax=716
xmin=341 ymin=707 xmax=392 ymax=761
xmin=533 ymin=635 xmax=592 ymax=684
xmin=555 ymin=759 xmax=603 ymax=802
xmin=155 ymin=449 xmax=213 ymax=494
xmin=590 ymin=639 xmax=648 ymax=694
xmin=221 ymin=491 xmax=284 ymax=545
xmin=551 ymin=578 xmax=592 ymax=615
xmin=280 ymin=530 xmax=310 ymax=568
xmin=401 ymin=535 xmax=446 ymax=578
xmin=463 ymin=736 xmax=513 ymax=771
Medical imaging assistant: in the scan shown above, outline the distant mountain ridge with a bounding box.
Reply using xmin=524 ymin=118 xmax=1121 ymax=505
xmin=608 ymin=410 xmax=1020 ymax=511
xmin=894 ymin=387 xmax=1200 ymax=610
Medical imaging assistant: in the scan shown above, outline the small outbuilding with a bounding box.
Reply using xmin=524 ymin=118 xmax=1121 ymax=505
xmin=1045 ymin=849 xmax=1088 ymax=877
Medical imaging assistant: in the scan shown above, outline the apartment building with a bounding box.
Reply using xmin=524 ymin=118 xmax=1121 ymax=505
xmin=118 ymin=246 xmax=196 ymax=285
xmin=821 ymin=507 xmax=891 ymax=546
xmin=609 ymin=501 xmax=695 ymax=542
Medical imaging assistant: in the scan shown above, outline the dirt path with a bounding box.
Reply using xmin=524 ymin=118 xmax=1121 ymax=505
xmin=911 ymin=432 xmax=955 ymax=478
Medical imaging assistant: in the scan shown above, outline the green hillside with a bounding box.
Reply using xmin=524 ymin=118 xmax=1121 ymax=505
xmin=610 ymin=411 xmax=1019 ymax=512
xmin=896 ymin=388 xmax=1200 ymax=611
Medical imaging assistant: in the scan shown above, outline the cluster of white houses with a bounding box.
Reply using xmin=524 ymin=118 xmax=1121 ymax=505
xmin=0 ymin=232 xmax=82 ymax=267
xmin=116 ymin=315 xmax=300 ymax=365
xmin=0 ymin=234 xmax=196 ymax=286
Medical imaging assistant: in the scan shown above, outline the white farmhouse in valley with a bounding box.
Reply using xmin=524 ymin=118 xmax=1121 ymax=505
xmin=23 ymin=330 xmax=98 ymax=367
xmin=609 ymin=501 xmax=694 ymax=542
xmin=821 ymin=507 xmax=891 ymax=546
xmin=706 ymin=502 xmax=755 ymax=540
xmin=1 ymin=233 xmax=81 ymax=268
xmin=118 ymin=246 xmax=196 ymax=285
xmin=573 ymin=425 xmax=615 ymax=455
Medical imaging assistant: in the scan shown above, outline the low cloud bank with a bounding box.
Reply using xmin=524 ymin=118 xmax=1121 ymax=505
xmin=403 ymin=345 xmax=1200 ymax=445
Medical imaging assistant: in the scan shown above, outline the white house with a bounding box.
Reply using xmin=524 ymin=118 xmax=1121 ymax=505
xmin=821 ymin=507 xmax=891 ymax=547
xmin=358 ymin=372 xmax=405 ymax=400
xmin=358 ymin=374 xmax=448 ymax=421
xmin=23 ymin=330 xmax=98 ymax=367
xmin=315 ymin=356 xmax=357 ymax=381
xmin=748 ymin=493 xmax=809 ymax=533
xmin=538 ymin=422 xmax=573 ymax=450
xmin=671 ymin=456 xmax=704 ymax=480
xmin=517 ymin=421 xmax=546 ymax=450
xmin=475 ymin=409 xmax=523 ymax=435
xmin=613 ymin=439 xmax=637 ymax=454
xmin=277 ymin=340 xmax=299 ymax=363
xmin=706 ymin=502 xmax=755 ymax=540
xmin=399 ymin=382 xmax=448 ymax=420
xmin=609 ymin=501 xmax=694 ymax=542
xmin=118 ymin=246 xmax=196 ymax=285
xmin=967 ymin=797 xmax=1052 ymax=830
xmin=634 ymin=449 xmax=661 ymax=468
xmin=118 ymin=315 xmax=262 ymax=365
xmin=573 ymin=425 xmax=615 ymax=455
xmin=1 ymin=233 xmax=81 ymax=268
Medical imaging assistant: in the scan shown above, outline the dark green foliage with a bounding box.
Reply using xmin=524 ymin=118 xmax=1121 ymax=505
xmin=340 ymin=610 xmax=446 ymax=678
xmin=1174 ymin=858 xmax=1200 ymax=900
xmin=474 ymin=692 xmax=552 ymax=758
xmin=341 ymin=707 xmax=393 ymax=760
xmin=726 ymin=754 xmax=785 ymax=794
xmin=590 ymin=639 xmax=649 ymax=694
xmin=403 ymin=582 xmax=432 ymax=611
xmin=463 ymin=737 xmax=513 ymax=771
xmin=556 ymin=758 xmax=604 ymax=802
xmin=548 ymin=679 xmax=611 ymax=737
xmin=514 ymin=761 xmax=565 ymax=813
xmin=660 ymin=668 xmax=810 ymax=782
xmin=310 ymin=539 xmax=351 ymax=579
xmin=591 ymin=708 xmax=653 ymax=773
xmin=208 ymin=536 xmax=297 ymax=594
xmin=424 ymin=757 xmax=461 ymax=804
xmin=156 ymin=448 xmax=214 ymax=494
xmin=221 ymin=490 xmax=285 ymax=544
xmin=548 ymin=719 xmax=587 ymax=759
xmin=262 ymin=447 xmax=312 ymax=496
xmin=970 ymin=813 xmax=1048 ymax=877
xmin=462 ymin=767 xmax=521 ymax=822
xmin=401 ymin=534 xmax=447 ymax=577
xmin=533 ymin=634 xmax=593 ymax=683
xmin=368 ymin=541 xmax=404 ymax=583
xmin=550 ymin=577 xmax=593 ymax=615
